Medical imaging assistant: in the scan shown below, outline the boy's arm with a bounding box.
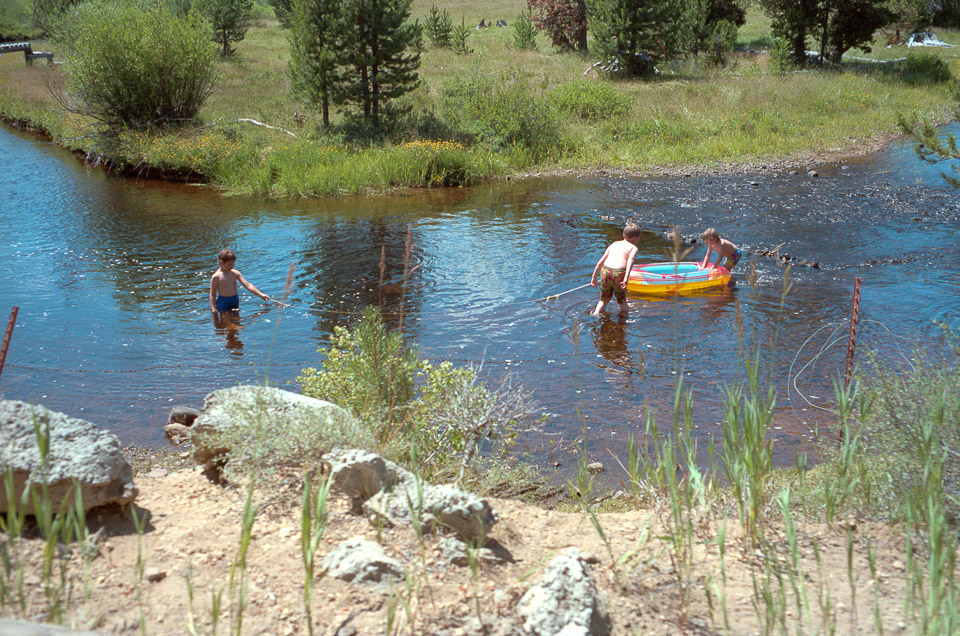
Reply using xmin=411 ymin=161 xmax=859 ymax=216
xmin=699 ymin=246 xmax=713 ymax=269
xmin=621 ymin=246 xmax=638 ymax=289
xmin=590 ymin=248 xmax=611 ymax=287
xmin=209 ymin=274 xmax=218 ymax=313
xmin=235 ymin=270 xmax=271 ymax=301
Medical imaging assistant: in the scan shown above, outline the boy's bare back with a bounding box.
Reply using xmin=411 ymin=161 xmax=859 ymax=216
xmin=602 ymin=239 xmax=638 ymax=270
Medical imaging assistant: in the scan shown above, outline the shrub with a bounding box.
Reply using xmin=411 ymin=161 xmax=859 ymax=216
xmin=32 ymin=0 xmax=80 ymax=36
xmin=548 ymin=79 xmax=631 ymax=121
xmin=298 ymin=306 xmax=422 ymax=441
xmin=62 ymin=0 xmax=218 ymax=130
xmin=451 ymin=16 xmax=470 ymax=54
xmin=267 ymin=0 xmax=293 ymax=25
xmin=898 ymin=51 xmax=956 ymax=85
xmin=440 ymin=73 xmax=566 ymax=159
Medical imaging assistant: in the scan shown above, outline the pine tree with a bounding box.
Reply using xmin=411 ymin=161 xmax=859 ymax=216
xmin=337 ymin=0 xmax=421 ymax=125
xmin=288 ymin=0 xmax=342 ymax=128
xmin=586 ymin=0 xmax=687 ymax=76
xmin=205 ymin=0 xmax=254 ymax=56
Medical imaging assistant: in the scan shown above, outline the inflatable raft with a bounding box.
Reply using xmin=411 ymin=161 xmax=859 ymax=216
xmin=627 ymin=262 xmax=731 ymax=295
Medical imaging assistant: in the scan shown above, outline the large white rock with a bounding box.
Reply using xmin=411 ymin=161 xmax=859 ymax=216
xmin=191 ymin=386 xmax=359 ymax=469
xmin=0 ymin=400 xmax=137 ymax=514
xmin=320 ymin=537 xmax=405 ymax=584
xmin=517 ymin=549 xmax=611 ymax=636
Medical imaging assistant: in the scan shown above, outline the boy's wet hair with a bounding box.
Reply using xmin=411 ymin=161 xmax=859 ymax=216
xmin=701 ymin=227 xmax=720 ymax=242
xmin=623 ymin=223 xmax=641 ymax=239
xmin=218 ymin=248 xmax=236 ymax=262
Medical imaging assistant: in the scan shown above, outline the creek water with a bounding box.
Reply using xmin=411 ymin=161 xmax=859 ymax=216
xmin=1 ymin=124 xmax=958 ymax=471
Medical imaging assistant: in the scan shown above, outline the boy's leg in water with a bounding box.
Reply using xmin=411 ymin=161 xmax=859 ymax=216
xmin=592 ymin=299 xmax=608 ymax=315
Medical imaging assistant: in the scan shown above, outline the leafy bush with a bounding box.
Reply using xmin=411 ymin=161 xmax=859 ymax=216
xmin=440 ymin=73 xmax=566 ymax=159
xmin=1 ymin=0 xmax=40 ymax=40
xmin=897 ymin=51 xmax=956 ymax=85
xmin=62 ymin=0 xmax=218 ymax=129
xmin=548 ymin=79 xmax=631 ymax=121
xmin=769 ymin=37 xmax=794 ymax=74
xmin=205 ymin=0 xmax=254 ymax=56
xmin=267 ymin=0 xmax=293 ymax=25
xmin=513 ymin=7 xmax=538 ymax=50
xmin=32 ymin=0 xmax=80 ymax=36
xmin=298 ymin=306 xmax=421 ymax=440
xmin=297 ymin=306 xmax=544 ymax=480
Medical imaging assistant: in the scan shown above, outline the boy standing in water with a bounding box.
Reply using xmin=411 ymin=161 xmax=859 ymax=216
xmin=590 ymin=223 xmax=641 ymax=315
xmin=698 ymin=228 xmax=742 ymax=271
xmin=209 ymin=249 xmax=271 ymax=316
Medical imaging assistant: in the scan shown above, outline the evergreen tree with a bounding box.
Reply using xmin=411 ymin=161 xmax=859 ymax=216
xmin=586 ymin=0 xmax=687 ymax=76
xmin=759 ymin=0 xmax=892 ymax=64
xmin=204 ymin=0 xmax=254 ymax=56
xmin=337 ymin=0 xmax=421 ymax=125
xmin=289 ymin=0 xmax=342 ymax=128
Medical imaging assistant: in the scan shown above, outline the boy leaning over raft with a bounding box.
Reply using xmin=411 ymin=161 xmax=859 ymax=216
xmin=209 ymin=248 xmax=271 ymax=317
xmin=590 ymin=223 xmax=641 ymax=316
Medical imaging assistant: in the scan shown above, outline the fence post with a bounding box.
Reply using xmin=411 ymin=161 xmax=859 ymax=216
xmin=0 ymin=306 xmax=18 ymax=382
xmin=844 ymin=278 xmax=862 ymax=389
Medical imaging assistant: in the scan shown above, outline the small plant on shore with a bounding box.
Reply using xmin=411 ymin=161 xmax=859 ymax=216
xmin=300 ymin=475 xmax=331 ymax=636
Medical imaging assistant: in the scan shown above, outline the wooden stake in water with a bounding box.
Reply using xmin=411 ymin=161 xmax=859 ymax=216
xmin=0 ymin=306 xmax=18 ymax=382
xmin=844 ymin=278 xmax=861 ymax=388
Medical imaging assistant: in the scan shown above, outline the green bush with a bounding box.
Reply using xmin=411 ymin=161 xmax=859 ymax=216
xmin=440 ymin=73 xmax=567 ymax=159
xmin=424 ymin=4 xmax=452 ymax=47
xmin=62 ymin=0 xmax=218 ymax=129
xmin=513 ymin=8 xmax=538 ymax=50
xmin=548 ymin=79 xmax=631 ymax=122
xmin=1 ymin=0 xmax=40 ymax=40
xmin=897 ymin=51 xmax=955 ymax=85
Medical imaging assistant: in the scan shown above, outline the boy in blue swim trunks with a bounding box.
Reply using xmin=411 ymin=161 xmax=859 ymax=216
xmin=209 ymin=249 xmax=271 ymax=317
xmin=697 ymin=228 xmax=741 ymax=271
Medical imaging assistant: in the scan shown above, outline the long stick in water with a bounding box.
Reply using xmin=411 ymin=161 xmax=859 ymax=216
xmin=534 ymin=283 xmax=591 ymax=302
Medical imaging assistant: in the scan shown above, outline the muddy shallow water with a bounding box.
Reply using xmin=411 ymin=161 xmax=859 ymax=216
xmin=1 ymin=124 xmax=958 ymax=471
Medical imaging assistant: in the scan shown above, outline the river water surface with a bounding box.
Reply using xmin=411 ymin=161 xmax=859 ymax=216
xmin=1 ymin=125 xmax=958 ymax=468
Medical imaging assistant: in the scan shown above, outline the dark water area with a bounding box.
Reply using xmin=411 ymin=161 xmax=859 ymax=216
xmin=2 ymin=124 xmax=958 ymax=475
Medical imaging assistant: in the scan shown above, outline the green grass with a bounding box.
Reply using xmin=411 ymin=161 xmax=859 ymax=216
xmin=0 ymin=3 xmax=958 ymax=196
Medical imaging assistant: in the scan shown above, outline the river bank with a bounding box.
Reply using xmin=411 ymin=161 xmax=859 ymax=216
xmin=1 ymin=14 xmax=957 ymax=197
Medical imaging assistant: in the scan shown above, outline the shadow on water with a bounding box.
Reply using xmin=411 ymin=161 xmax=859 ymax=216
xmin=1 ymin=123 xmax=958 ymax=476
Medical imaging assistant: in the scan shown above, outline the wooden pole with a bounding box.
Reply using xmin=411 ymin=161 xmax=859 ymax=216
xmin=844 ymin=278 xmax=861 ymax=388
xmin=0 ymin=306 xmax=18 ymax=382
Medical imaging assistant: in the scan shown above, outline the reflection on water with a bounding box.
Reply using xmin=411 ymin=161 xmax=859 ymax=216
xmin=1 ymin=124 xmax=958 ymax=472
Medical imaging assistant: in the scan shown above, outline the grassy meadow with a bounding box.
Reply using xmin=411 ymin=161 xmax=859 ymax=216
xmin=0 ymin=4 xmax=959 ymax=196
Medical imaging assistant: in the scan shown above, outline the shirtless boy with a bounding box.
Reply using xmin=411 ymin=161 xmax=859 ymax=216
xmin=697 ymin=228 xmax=741 ymax=271
xmin=590 ymin=223 xmax=641 ymax=315
xmin=209 ymin=249 xmax=271 ymax=316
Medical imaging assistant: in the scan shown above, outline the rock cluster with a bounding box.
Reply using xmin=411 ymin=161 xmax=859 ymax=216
xmin=328 ymin=449 xmax=499 ymax=541
xmin=0 ymin=400 xmax=137 ymax=514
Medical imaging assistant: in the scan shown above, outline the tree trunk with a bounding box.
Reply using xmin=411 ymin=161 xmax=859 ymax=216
xmin=576 ymin=0 xmax=588 ymax=52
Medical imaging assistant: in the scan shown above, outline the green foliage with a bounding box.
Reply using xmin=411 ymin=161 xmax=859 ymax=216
xmin=268 ymin=0 xmax=294 ymax=25
xmin=706 ymin=19 xmax=739 ymax=66
xmin=769 ymin=36 xmax=794 ymax=73
xmin=440 ymin=73 xmax=567 ymax=159
xmin=299 ymin=306 xmax=421 ymax=437
xmin=526 ymin=0 xmax=587 ymax=52
xmin=898 ymin=51 xmax=956 ymax=85
xmin=586 ymin=0 xmax=688 ymax=77
xmin=0 ymin=0 xmax=40 ymax=40
xmin=932 ymin=0 xmax=960 ymax=27
xmin=61 ymin=0 xmax=218 ymax=130
xmin=205 ymin=0 xmax=254 ymax=56
xmin=685 ymin=0 xmax=745 ymax=58
xmin=424 ymin=4 xmax=452 ymax=47
xmin=31 ymin=0 xmax=80 ymax=36
xmin=883 ymin=0 xmax=933 ymax=41
xmin=548 ymin=78 xmax=630 ymax=121
xmin=513 ymin=7 xmax=538 ymax=50
xmin=336 ymin=0 xmax=421 ymax=125
xmin=451 ymin=16 xmax=470 ymax=54
xmin=416 ymin=362 xmax=541 ymax=481
xmin=288 ymin=0 xmax=342 ymax=128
